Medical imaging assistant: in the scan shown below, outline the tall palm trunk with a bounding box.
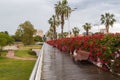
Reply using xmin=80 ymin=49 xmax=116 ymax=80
xmin=61 ymin=14 xmax=64 ymax=38
xmin=106 ymin=25 xmax=109 ymax=34
xmin=86 ymin=29 xmax=88 ymax=35
xmin=53 ymin=16 xmax=57 ymax=39
xmin=53 ymin=26 xmax=56 ymax=39
xmin=75 ymin=33 xmax=77 ymax=36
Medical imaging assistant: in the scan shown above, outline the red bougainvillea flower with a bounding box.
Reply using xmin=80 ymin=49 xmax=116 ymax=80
xmin=47 ymin=33 xmax=120 ymax=73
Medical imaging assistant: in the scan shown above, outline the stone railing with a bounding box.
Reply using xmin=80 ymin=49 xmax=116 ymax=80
xmin=29 ymin=43 xmax=44 ymax=80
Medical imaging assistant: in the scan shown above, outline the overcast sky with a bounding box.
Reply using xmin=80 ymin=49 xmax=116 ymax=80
xmin=0 ymin=0 xmax=120 ymax=35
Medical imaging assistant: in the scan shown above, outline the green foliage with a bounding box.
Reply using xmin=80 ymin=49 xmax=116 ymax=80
xmin=72 ymin=27 xmax=80 ymax=36
xmin=0 ymin=32 xmax=14 ymax=54
xmin=0 ymin=38 xmax=7 ymax=47
xmin=101 ymin=34 xmax=120 ymax=53
xmin=0 ymin=50 xmax=7 ymax=56
xmin=63 ymin=32 xmax=69 ymax=38
xmin=57 ymin=32 xmax=69 ymax=39
xmin=55 ymin=0 xmax=71 ymax=36
xmin=48 ymin=15 xmax=60 ymax=39
xmin=15 ymin=21 xmax=36 ymax=45
xmin=46 ymin=27 xmax=54 ymax=40
xmin=82 ymin=23 xmax=92 ymax=35
xmin=58 ymin=33 xmax=62 ymax=39
xmin=28 ymin=50 xmax=36 ymax=56
xmin=34 ymin=36 xmax=43 ymax=42
xmin=1 ymin=31 xmax=9 ymax=35
xmin=100 ymin=13 xmax=116 ymax=33
xmin=11 ymin=35 xmax=22 ymax=42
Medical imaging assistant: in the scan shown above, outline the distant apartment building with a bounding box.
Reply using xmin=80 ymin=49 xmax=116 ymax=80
xmin=100 ymin=29 xmax=107 ymax=34
xmin=82 ymin=32 xmax=93 ymax=36
xmin=35 ymin=29 xmax=43 ymax=37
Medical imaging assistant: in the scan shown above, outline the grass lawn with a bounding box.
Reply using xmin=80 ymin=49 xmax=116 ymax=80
xmin=0 ymin=57 xmax=36 ymax=80
xmin=19 ymin=45 xmax=42 ymax=50
xmin=0 ymin=50 xmax=7 ymax=56
xmin=15 ymin=50 xmax=37 ymax=58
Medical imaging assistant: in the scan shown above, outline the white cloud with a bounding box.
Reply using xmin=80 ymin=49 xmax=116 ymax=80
xmin=67 ymin=0 xmax=83 ymax=4
xmin=109 ymin=23 xmax=120 ymax=33
xmin=0 ymin=0 xmax=120 ymax=35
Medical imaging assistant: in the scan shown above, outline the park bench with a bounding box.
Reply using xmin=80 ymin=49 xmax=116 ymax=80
xmin=72 ymin=49 xmax=90 ymax=63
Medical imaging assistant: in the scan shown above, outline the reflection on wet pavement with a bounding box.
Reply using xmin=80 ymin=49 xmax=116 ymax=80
xmin=41 ymin=43 xmax=120 ymax=80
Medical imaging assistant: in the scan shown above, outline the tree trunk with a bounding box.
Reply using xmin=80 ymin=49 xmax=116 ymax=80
xmin=53 ymin=16 xmax=56 ymax=39
xmin=106 ymin=25 xmax=109 ymax=34
xmin=53 ymin=16 xmax=57 ymax=40
xmin=86 ymin=30 xmax=89 ymax=35
xmin=53 ymin=27 xmax=57 ymax=40
xmin=61 ymin=14 xmax=64 ymax=38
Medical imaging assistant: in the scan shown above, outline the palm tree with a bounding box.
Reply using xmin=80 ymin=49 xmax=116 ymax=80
xmin=48 ymin=15 xmax=60 ymax=39
xmin=72 ymin=27 xmax=80 ymax=36
xmin=100 ymin=13 xmax=116 ymax=33
xmin=63 ymin=32 xmax=69 ymax=38
xmin=46 ymin=27 xmax=54 ymax=40
xmin=82 ymin=23 xmax=92 ymax=35
xmin=55 ymin=0 xmax=71 ymax=37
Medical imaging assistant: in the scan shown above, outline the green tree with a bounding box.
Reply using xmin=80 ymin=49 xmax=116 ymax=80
xmin=13 ymin=29 xmax=22 ymax=42
xmin=72 ymin=27 xmax=80 ymax=36
xmin=16 ymin=21 xmax=36 ymax=45
xmin=11 ymin=35 xmax=22 ymax=42
xmin=82 ymin=23 xmax=92 ymax=35
xmin=46 ymin=27 xmax=54 ymax=40
xmin=34 ymin=36 xmax=43 ymax=42
xmin=58 ymin=33 xmax=62 ymax=39
xmin=4 ymin=31 xmax=8 ymax=35
xmin=100 ymin=13 xmax=116 ymax=33
xmin=55 ymin=0 xmax=71 ymax=37
xmin=48 ymin=15 xmax=60 ymax=39
xmin=63 ymin=32 xmax=69 ymax=38
xmin=0 ymin=32 xmax=14 ymax=56
xmin=1 ymin=31 xmax=9 ymax=35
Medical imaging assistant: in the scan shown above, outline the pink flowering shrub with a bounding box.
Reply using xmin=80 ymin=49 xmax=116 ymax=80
xmin=47 ymin=33 xmax=120 ymax=74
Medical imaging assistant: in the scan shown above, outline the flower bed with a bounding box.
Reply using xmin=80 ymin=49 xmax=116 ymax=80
xmin=47 ymin=33 xmax=120 ymax=75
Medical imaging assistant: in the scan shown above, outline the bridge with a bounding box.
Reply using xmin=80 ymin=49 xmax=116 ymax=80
xmin=29 ymin=43 xmax=119 ymax=80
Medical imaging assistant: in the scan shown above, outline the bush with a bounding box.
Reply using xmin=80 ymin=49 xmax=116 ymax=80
xmin=47 ymin=33 xmax=120 ymax=73
xmin=28 ymin=50 xmax=36 ymax=56
xmin=34 ymin=36 xmax=43 ymax=42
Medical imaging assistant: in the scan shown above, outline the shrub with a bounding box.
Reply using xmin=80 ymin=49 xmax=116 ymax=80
xmin=47 ymin=33 xmax=120 ymax=73
xmin=28 ymin=50 xmax=36 ymax=56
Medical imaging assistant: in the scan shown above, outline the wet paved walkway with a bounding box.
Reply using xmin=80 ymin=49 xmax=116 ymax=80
xmin=41 ymin=43 xmax=120 ymax=80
